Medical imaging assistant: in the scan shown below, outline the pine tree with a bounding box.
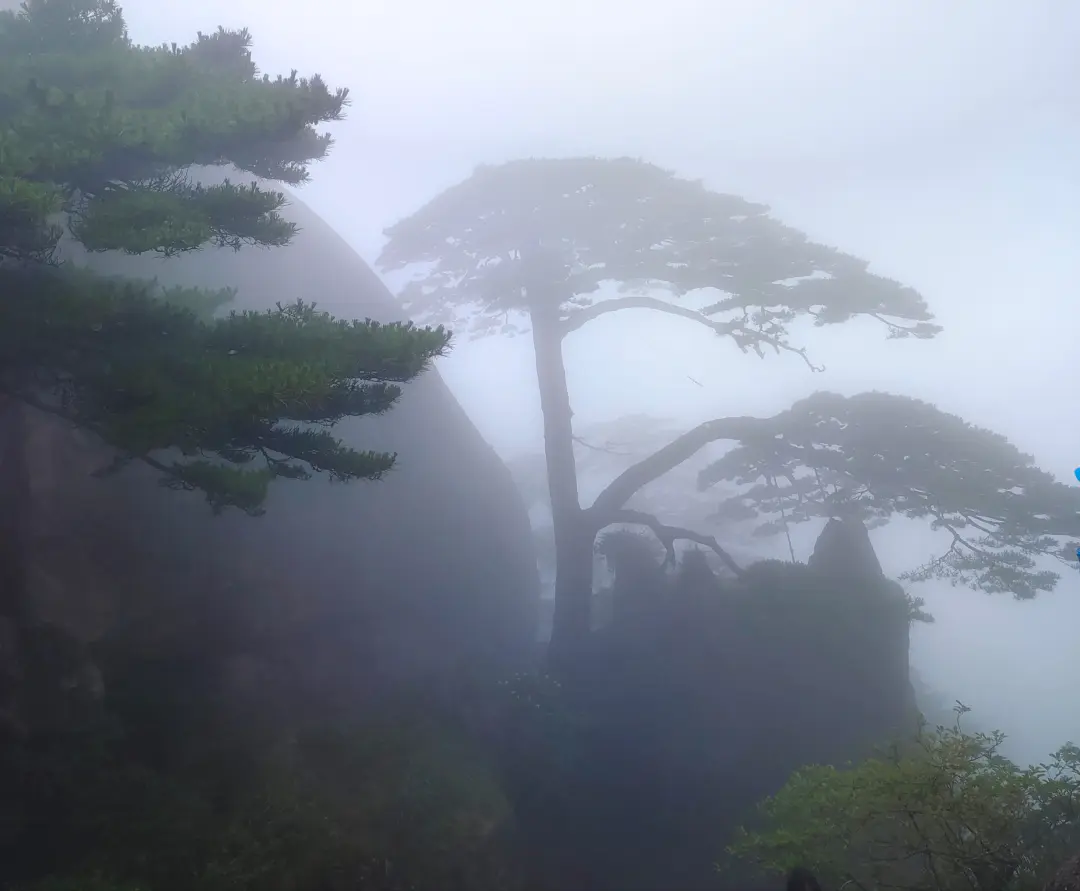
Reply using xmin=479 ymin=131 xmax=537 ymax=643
xmin=0 ymin=0 xmax=450 ymax=514
xmin=379 ymin=157 xmax=1080 ymax=665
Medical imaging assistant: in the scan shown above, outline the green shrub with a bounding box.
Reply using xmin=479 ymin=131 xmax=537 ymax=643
xmin=728 ymin=707 xmax=1080 ymax=891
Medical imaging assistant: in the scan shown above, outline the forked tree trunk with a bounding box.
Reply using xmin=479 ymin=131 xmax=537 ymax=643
xmin=528 ymin=291 xmax=593 ymax=670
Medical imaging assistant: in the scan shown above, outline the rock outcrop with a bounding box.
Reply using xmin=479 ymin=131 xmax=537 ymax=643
xmin=807 ymin=517 xmax=920 ymax=738
xmin=518 ymin=518 xmax=920 ymax=891
xmin=808 ymin=516 xmax=884 ymax=581
xmin=0 ymin=174 xmax=539 ymax=740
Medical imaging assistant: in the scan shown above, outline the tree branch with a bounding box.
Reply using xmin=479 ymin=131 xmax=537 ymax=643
xmin=867 ymin=312 xmax=942 ymax=338
xmin=572 ymin=434 xmax=628 ymax=455
xmin=587 ymin=414 xmax=774 ymax=518
xmin=560 ymin=295 xmax=740 ymax=336
xmin=7 ymin=386 xmax=184 ymax=478
xmin=560 ymin=295 xmax=824 ymax=371
xmin=599 ymin=508 xmax=745 ymax=578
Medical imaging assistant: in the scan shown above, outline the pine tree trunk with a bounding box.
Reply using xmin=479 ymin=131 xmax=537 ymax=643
xmin=547 ymin=511 xmax=595 ymax=671
xmin=528 ymin=292 xmax=593 ymax=670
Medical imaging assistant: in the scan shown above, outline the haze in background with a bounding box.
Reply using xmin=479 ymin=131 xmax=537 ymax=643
xmin=121 ymin=0 xmax=1079 ymax=765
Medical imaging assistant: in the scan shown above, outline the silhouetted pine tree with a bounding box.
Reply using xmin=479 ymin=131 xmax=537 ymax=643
xmin=381 ymin=156 xmax=1080 ymax=666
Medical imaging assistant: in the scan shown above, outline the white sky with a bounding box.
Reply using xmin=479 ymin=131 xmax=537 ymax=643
xmin=121 ymin=0 xmax=1080 ymax=764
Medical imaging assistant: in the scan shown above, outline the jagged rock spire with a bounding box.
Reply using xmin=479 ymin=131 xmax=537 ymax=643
xmin=807 ymin=517 xmax=884 ymax=582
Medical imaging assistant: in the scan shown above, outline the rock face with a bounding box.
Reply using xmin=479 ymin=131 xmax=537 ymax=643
xmin=807 ymin=517 xmax=920 ymax=735
xmin=808 ymin=517 xmax=884 ymax=581
xmin=0 ymin=178 xmax=539 ymax=738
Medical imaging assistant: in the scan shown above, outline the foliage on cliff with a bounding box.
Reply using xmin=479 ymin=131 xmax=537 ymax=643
xmin=0 ymin=0 xmax=450 ymax=514
xmin=729 ymin=707 xmax=1080 ymax=891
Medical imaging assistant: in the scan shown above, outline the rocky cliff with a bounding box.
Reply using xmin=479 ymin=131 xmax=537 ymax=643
xmin=0 ymin=175 xmax=539 ymax=743
xmin=511 ymin=518 xmax=921 ymax=891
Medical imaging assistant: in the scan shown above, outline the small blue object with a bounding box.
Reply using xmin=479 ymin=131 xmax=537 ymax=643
xmin=1070 ymin=474 xmax=1080 ymax=565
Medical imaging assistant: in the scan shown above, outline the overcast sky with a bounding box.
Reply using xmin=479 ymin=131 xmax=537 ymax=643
xmin=122 ymin=0 xmax=1080 ymax=763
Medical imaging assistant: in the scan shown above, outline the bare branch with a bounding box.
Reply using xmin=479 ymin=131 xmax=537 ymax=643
xmin=572 ymin=434 xmax=628 ymax=455
xmin=588 ymin=414 xmax=774 ymax=518
xmin=599 ymin=508 xmax=746 ymax=578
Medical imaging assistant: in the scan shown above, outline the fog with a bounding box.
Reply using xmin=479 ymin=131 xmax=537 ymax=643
xmin=122 ymin=0 xmax=1079 ymax=765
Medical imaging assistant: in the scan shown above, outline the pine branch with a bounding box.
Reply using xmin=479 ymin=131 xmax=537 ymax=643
xmin=560 ymin=295 xmax=741 ymax=336
xmin=7 ymin=386 xmax=399 ymax=516
xmin=0 ymin=1 xmax=448 ymax=514
xmin=9 ymin=383 xmax=188 ymax=484
xmin=588 ymin=414 xmax=774 ymax=518
xmin=560 ymin=294 xmax=825 ymax=371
